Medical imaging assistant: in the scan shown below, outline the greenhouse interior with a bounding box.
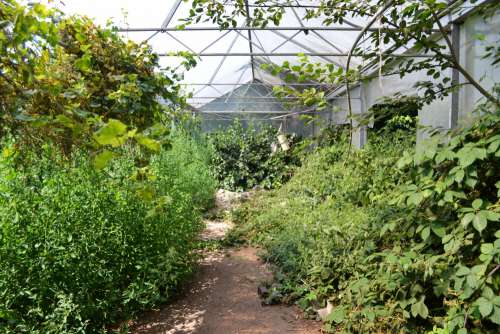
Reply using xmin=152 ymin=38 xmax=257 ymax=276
xmin=0 ymin=0 xmax=499 ymax=333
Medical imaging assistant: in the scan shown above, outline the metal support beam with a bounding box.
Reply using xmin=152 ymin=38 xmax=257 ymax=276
xmin=190 ymin=96 xmax=358 ymax=99
xmin=224 ymin=66 xmax=249 ymax=103
xmin=244 ymin=0 xmax=256 ymax=81
xmin=199 ymin=31 xmax=232 ymax=53
xmin=119 ymin=26 xmax=439 ymax=32
xmin=160 ymin=52 xmax=436 ymax=57
xmin=290 ymin=7 xmax=345 ymax=67
xmin=450 ymin=23 xmax=460 ymax=129
xmin=270 ymin=31 xmax=302 ymax=52
xmin=208 ymin=33 xmax=240 ymax=84
xmin=161 ymin=0 xmax=182 ymax=28
xmin=165 ymin=32 xmax=196 ymax=53
xmin=184 ymin=83 xmax=355 ymax=87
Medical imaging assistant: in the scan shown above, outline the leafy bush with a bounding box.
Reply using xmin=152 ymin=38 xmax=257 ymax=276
xmin=370 ymin=95 xmax=421 ymax=132
xmin=0 ymin=131 xmax=216 ymax=333
xmin=230 ymin=109 xmax=500 ymax=333
xmin=208 ymin=121 xmax=302 ymax=191
xmin=0 ymin=0 xmax=195 ymax=169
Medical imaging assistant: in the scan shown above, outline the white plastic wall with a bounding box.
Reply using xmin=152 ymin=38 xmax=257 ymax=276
xmin=328 ymin=9 xmax=499 ymax=148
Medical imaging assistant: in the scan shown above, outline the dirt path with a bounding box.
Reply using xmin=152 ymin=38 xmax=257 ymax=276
xmin=130 ymin=190 xmax=321 ymax=334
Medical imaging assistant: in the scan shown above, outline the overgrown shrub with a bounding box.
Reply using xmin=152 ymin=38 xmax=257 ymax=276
xmin=208 ymin=121 xmax=302 ymax=191
xmin=0 ymin=0 xmax=195 ymax=170
xmin=370 ymin=95 xmax=421 ymax=132
xmin=230 ymin=108 xmax=500 ymax=333
xmin=0 ymin=131 xmax=216 ymax=333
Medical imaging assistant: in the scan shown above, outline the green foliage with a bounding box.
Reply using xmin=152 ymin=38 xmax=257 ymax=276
xmin=208 ymin=121 xmax=302 ymax=191
xmin=260 ymin=55 xmax=348 ymax=112
xmin=394 ymin=108 xmax=500 ymax=333
xmin=0 ymin=131 xmax=216 ymax=333
xmin=0 ymin=2 xmax=215 ymax=333
xmin=230 ymin=108 xmax=500 ymax=333
xmin=0 ymin=0 xmax=190 ymax=163
xmin=370 ymin=94 xmax=422 ymax=132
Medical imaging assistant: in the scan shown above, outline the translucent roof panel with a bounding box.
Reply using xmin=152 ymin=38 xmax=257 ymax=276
xmin=45 ymin=0 xmax=437 ymax=107
xmin=39 ymin=1 xmax=371 ymax=105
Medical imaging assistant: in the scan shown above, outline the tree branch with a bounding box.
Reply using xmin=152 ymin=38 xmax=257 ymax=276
xmin=430 ymin=9 xmax=500 ymax=107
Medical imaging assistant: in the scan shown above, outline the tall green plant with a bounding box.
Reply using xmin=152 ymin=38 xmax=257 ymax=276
xmin=1 ymin=0 xmax=196 ymax=167
xmin=0 ymin=130 xmax=216 ymax=333
xmin=208 ymin=121 xmax=301 ymax=191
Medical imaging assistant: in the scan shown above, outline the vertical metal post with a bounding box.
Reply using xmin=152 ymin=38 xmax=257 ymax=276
xmin=450 ymin=23 xmax=460 ymax=129
xmin=244 ymin=0 xmax=256 ymax=81
xmin=358 ymin=85 xmax=368 ymax=148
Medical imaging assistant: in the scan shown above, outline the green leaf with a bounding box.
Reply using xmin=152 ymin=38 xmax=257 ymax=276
xmin=486 ymin=211 xmax=500 ymax=222
xmin=407 ymin=192 xmax=423 ymax=206
xmin=488 ymin=138 xmax=500 ymax=153
xmin=136 ymin=134 xmax=161 ymax=152
xmin=472 ymin=199 xmax=483 ymax=210
xmin=93 ymin=150 xmax=114 ymax=170
xmin=93 ymin=119 xmax=128 ymax=147
xmin=363 ymin=309 xmax=376 ymax=321
xmin=462 ymin=212 xmax=475 ymax=226
xmin=455 ymin=169 xmax=465 ymax=183
xmin=435 ymin=149 xmax=454 ymax=163
xmin=421 ymin=226 xmax=430 ymax=240
xmin=74 ymin=53 xmax=92 ymax=72
xmin=326 ymin=307 xmax=345 ymax=324
xmin=481 ymin=243 xmax=494 ymax=255
xmin=455 ymin=266 xmax=470 ymax=276
xmin=491 ymin=306 xmax=500 ymax=325
xmin=456 ymin=147 xmax=487 ymax=167
xmin=473 ymin=212 xmax=488 ymax=232
xmin=431 ymin=223 xmax=445 ymax=237
xmin=477 ymin=297 xmax=494 ymax=317
xmin=411 ymin=297 xmax=429 ymax=319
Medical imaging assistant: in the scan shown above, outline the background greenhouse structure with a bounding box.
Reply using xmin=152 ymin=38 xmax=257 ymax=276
xmin=2 ymin=1 xmax=499 ymax=333
xmin=53 ymin=0 xmax=499 ymax=147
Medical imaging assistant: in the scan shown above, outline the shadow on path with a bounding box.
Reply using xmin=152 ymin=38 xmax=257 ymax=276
xmin=130 ymin=247 xmax=320 ymax=334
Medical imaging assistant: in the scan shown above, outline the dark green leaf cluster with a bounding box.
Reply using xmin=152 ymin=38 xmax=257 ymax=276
xmin=208 ymin=121 xmax=302 ymax=192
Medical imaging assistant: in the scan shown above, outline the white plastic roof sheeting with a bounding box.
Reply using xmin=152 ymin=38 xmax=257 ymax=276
xmin=42 ymin=0 xmax=484 ymax=108
xmin=44 ymin=0 xmax=376 ymax=107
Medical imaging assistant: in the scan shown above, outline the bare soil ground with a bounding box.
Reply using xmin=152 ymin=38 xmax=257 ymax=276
xmin=129 ymin=190 xmax=321 ymax=334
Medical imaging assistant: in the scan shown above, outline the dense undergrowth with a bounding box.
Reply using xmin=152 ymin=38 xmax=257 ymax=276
xmin=208 ymin=121 xmax=302 ymax=191
xmin=1 ymin=2 xmax=217 ymax=332
xmin=230 ymin=109 xmax=500 ymax=333
xmin=0 ymin=130 xmax=216 ymax=333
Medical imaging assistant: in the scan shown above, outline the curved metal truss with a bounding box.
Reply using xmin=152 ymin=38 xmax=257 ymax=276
xmin=53 ymin=0 xmax=490 ymax=144
xmin=111 ymin=0 xmax=479 ymax=110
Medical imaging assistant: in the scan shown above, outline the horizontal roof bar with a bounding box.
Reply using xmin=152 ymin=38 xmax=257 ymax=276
xmin=162 ymin=52 xmax=433 ymax=57
xmin=183 ymin=83 xmax=332 ymax=86
xmin=196 ymin=110 xmax=298 ymax=114
xmin=118 ymin=26 xmax=439 ymax=32
xmin=189 ymin=96 xmax=356 ymax=99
